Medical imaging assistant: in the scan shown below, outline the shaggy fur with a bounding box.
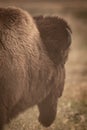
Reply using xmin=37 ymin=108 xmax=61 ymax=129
xmin=0 ymin=7 xmax=71 ymax=130
xmin=34 ymin=16 xmax=72 ymax=65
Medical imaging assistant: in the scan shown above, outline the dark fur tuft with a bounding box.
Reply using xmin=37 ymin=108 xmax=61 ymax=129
xmin=34 ymin=16 xmax=72 ymax=65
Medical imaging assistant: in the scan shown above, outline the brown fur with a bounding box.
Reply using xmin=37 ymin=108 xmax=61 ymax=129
xmin=0 ymin=7 xmax=71 ymax=129
xmin=34 ymin=16 xmax=72 ymax=65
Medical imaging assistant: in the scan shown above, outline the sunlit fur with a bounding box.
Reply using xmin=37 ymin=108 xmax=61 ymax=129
xmin=0 ymin=7 xmax=71 ymax=129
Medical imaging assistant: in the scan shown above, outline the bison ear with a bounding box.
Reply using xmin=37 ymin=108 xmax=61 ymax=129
xmin=34 ymin=16 xmax=72 ymax=65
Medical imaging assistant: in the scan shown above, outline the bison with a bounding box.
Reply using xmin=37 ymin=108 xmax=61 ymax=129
xmin=0 ymin=7 xmax=71 ymax=130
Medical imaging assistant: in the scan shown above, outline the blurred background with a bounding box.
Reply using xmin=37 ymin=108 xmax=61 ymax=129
xmin=0 ymin=0 xmax=87 ymax=130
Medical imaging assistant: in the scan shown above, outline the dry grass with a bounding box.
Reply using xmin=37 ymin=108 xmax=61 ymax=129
xmin=1 ymin=1 xmax=87 ymax=130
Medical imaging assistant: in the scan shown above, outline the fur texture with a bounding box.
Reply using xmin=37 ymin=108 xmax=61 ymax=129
xmin=0 ymin=7 xmax=71 ymax=129
xmin=34 ymin=16 xmax=72 ymax=65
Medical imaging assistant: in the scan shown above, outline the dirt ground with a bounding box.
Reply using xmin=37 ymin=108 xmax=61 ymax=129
xmin=0 ymin=1 xmax=87 ymax=130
